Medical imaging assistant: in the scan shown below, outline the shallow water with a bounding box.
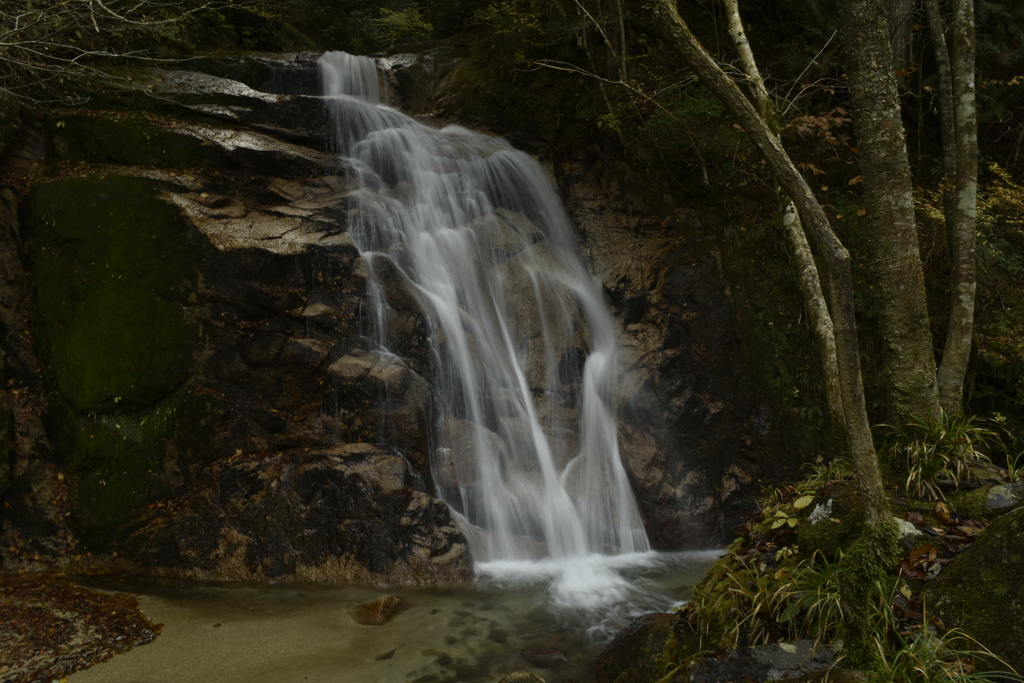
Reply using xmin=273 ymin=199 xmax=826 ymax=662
xmin=68 ymin=551 xmax=718 ymax=683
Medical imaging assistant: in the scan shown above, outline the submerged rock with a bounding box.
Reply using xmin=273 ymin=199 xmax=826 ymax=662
xmin=595 ymin=612 xmax=676 ymax=683
xmin=520 ymin=645 xmax=567 ymax=669
xmin=497 ymin=673 xmax=546 ymax=683
xmin=351 ymin=595 xmax=411 ymax=625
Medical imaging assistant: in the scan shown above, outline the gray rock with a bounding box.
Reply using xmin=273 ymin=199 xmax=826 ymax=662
xmin=894 ymin=515 xmax=929 ymax=550
xmin=690 ymin=640 xmax=838 ymax=683
xmin=985 ymin=482 xmax=1024 ymax=511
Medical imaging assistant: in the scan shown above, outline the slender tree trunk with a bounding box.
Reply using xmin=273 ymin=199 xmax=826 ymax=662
xmin=838 ymin=0 xmax=941 ymax=423
xmin=924 ymin=0 xmax=957 ymax=208
xmin=616 ymin=0 xmax=629 ymax=83
xmin=722 ymin=0 xmax=845 ymax=434
xmin=936 ymin=0 xmax=978 ymax=414
xmin=924 ymin=0 xmax=961 ymax=303
xmin=782 ymin=205 xmax=847 ymax=432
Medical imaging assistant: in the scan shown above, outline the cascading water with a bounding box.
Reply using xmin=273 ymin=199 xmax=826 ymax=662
xmin=318 ymin=52 xmax=656 ymax=609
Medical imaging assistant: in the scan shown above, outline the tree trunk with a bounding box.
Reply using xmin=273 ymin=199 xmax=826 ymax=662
xmin=936 ymin=0 xmax=978 ymax=415
xmin=924 ymin=0 xmax=957 ymax=198
xmin=838 ymin=0 xmax=941 ymax=423
xmin=722 ymin=0 xmax=845 ymax=434
xmin=782 ymin=204 xmax=846 ymax=433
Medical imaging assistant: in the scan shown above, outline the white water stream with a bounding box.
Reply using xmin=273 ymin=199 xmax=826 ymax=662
xmin=319 ymin=52 xmax=649 ymax=578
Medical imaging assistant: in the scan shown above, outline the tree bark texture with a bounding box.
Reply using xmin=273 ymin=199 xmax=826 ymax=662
xmin=924 ymin=0 xmax=960 ymax=280
xmin=636 ymin=0 xmax=890 ymax=534
xmin=782 ymin=204 xmax=847 ymax=432
xmin=924 ymin=0 xmax=958 ymax=192
xmin=838 ymin=0 xmax=941 ymax=422
xmin=723 ymin=0 xmax=845 ymax=433
xmin=936 ymin=0 xmax=978 ymax=414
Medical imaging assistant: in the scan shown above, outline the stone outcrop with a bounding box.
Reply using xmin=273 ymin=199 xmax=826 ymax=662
xmin=130 ymin=445 xmax=467 ymax=584
xmin=0 ymin=55 xmax=470 ymax=583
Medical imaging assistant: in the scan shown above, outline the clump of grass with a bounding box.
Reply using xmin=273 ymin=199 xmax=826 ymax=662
xmin=801 ymin=456 xmax=854 ymax=489
xmin=690 ymin=548 xmax=843 ymax=650
xmin=883 ymin=411 xmax=996 ymax=500
xmin=682 ymin=454 xmax=1023 ymax=682
xmin=871 ymin=627 xmax=1020 ymax=683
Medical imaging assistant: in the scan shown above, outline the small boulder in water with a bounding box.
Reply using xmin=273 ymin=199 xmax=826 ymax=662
xmin=498 ymin=673 xmax=546 ymax=683
xmin=351 ymin=595 xmax=411 ymax=625
xmin=520 ymin=645 xmax=567 ymax=669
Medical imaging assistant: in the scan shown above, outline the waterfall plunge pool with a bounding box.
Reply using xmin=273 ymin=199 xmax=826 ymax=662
xmin=68 ymin=551 xmax=719 ymax=683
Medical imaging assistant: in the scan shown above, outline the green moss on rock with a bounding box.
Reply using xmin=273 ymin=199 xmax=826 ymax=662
xmin=924 ymin=506 xmax=1024 ymax=674
xmin=796 ymin=483 xmax=864 ymax=559
xmin=948 ymin=486 xmax=997 ymax=521
xmin=48 ymin=389 xmax=212 ymax=551
xmin=28 ymin=174 xmax=200 ymax=412
xmin=45 ymin=113 xmax=224 ymax=169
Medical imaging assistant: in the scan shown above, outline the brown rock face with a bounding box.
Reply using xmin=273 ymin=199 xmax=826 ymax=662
xmin=0 ymin=55 xmax=470 ymax=584
xmin=130 ymin=445 xmax=470 ymax=584
xmin=351 ymin=595 xmax=412 ymax=625
xmin=561 ymin=159 xmax=791 ymax=548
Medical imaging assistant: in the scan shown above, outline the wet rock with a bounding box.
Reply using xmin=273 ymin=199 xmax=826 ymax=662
xmin=689 ymin=640 xmax=838 ymax=683
xmin=497 ymin=673 xmax=546 ymax=683
xmin=179 ymin=54 xmax=322 ymax=96
xmin=521 ymin=646 xmax=567 ymax=669
xmin=129 ymin=445 xmax=472 ymax=584
xmin=435 ymin=418 xmax=503 ymax=488
xmin=561 ymin=159 xmax=806 ymax=547
xmin=984 ymin=482 xmax=1024 ymax=511
xmin=925 ymin=505 xmax=1024 ymax=673
xmin=491 ymin=241 xmax=585 ymax=393
xmin=383 ymin=52 xmax=461 ymax=113
xmin=596 ymin=612 xmax=675 ymax=683
xmin=352 ymin=595 xmax=411 ymax=625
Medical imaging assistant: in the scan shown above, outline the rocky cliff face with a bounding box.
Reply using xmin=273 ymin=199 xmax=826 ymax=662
xmin=0 ymin=54 xmax=467 ymax=583
xmin=0 ymin=52 xmax=801 ymax=579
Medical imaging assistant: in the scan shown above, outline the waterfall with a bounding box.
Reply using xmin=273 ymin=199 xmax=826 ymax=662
xmin=319 ymin=51 xmax=650 ymax=564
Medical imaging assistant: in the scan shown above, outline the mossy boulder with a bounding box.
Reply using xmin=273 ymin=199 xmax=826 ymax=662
xmin=595 ymin=612 xmax=679 ymax=683
xmin=46 ymin=390 xmax=213 ymax=550
xmin=924 ymin=505 xmax=1024 ymax=673
xmin=28 ymin=174 xmax=201 ymax=412
xmin=27 ymin=173 xmax=204 ymax=550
